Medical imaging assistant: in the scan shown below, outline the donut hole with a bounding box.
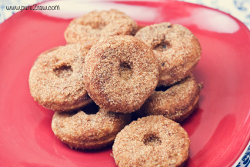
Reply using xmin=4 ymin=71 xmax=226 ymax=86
xmin=167 ymin=24 xmax=173 ymax=28
xmin=143 ymin=133 xmax=162 ymax=146
xmin=54 ymin=64 xmax=73 ymax=78
xmin=119 ymin=62 xmax=133 ymax=80
xmin=154 ymin=41 xmax=171 ymax=52
xmin=155 ymin=85 xmax=170 ymax=92
xmin=82 ymin=102 xmax=100 ymax=115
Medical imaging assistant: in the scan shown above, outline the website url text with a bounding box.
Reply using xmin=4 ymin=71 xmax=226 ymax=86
xmin=6 ymin=4 xmax=60 ymax=12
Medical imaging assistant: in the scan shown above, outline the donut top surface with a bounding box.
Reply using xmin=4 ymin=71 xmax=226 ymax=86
xmin=84 ymin=35 xmax=159 ymax=113
xmin=139 ymin=74 xmax=201 ymax=122
xmin=135 ymin=22 xmax=202 ymax=86
xmin=29 ymin=44 xmax=90 ymax=111
xmin=113 ymin=115 xmax=190 ymax=167
xmin=64 ymin=9 xmax=138 ymax=49
xmin=135 ymin=22 xmax=201 ymax=69
xmin=52 ymin=107 xmax=131 ymax=144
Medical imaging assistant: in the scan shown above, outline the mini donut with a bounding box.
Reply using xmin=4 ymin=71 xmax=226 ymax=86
xmin=51 ymin=103 xmax=131 ymax=150
xmin=84 ymin=35 xmax=159 ymax=113
xmin=137 ymin=74 xmax=202 ymax=122
xmin=29 ymin=44 xmax=92 ymax=112
xmin=112 ymin=115 xmax=190 ymax=167
xmin=64 ymin=9 xmax=138 ymax=49
xmin=135 ymin=22 xmax=202 ymax=86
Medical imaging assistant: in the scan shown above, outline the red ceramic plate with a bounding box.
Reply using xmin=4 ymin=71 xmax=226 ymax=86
xmin=0 ymin=1 xmax=249 ymax=167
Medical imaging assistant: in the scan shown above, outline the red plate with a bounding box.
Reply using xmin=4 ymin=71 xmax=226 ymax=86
xmin=0 ymin=1 xmax=249 ymax=166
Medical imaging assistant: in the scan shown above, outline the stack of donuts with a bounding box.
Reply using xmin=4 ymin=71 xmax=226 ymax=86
xmin=29 ymin=9 xmax=203 ymax=167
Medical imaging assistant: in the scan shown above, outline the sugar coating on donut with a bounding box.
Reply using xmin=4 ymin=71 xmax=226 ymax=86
xmin=84 ymin=35 xmax=159 ymax=113
xmin=29 ymin=44 xmax=91 ymax=112
xmin=137 ymin=74 xmax=201 ymax=122
xmin=64 ymin=9 xmax=138 ymax=49
xmin=112 ymin=115 xmax=190 ymax=167
xmin=51 ymin=104 xmax=131 ymax=149
xmin=135 ymin=22 xmax=201 ymax=86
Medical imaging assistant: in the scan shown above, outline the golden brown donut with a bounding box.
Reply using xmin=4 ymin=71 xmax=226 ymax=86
xmin=51 ymin=103 xmax=131 ymax=150
xmin=29 ymin=44 xmax=92 ymax=112
xmin=84 ymin=35 xmax=159 ymax=113
xmin=64 ymin=9 xmax=138 ymax=49
xmin=135 ymin=22 xmax=201 ymax=86
xmin=112 ymin=115 xmax=190 ymax=167
xmin=137 ymin=74 xmax=202 ymax=122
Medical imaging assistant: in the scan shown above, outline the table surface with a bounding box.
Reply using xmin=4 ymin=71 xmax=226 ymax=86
xmin=0 ymin=0 xmax=249 ymax=167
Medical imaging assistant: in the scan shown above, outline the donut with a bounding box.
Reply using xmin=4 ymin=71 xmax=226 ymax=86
xmin=51 ymin=103 xmax=131 ymax=150
xmin=29 ymin=44 xmax=92 ymax=112
xmin=137 ymin=74 xmax=202 ymax=122
xmin=112 ymin=115 xmax=190 ymax=167
xmin=64 ymin=9 xmax=138 ymax=49
xmin=135 ymin=22 xmax=202 ymax=86
xmin=84 ymin=35 xmax=159 ymax=113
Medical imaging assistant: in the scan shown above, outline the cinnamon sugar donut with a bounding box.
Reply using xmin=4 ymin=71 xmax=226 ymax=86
xmin=135 ymin=22 xmax=201 ymax=86
xmin=137 ymin=74 xmax=202 ymax=122
xmin=84 ymin=35 xmax=159 ymax=113
xmin=51 ymin=103 xmax=131 ymax=150
xmin=64 ymin=9 xmax=138 ymax=49
xmin=112 ymin=115 xmax=190 ymax=167
xmin=29 ymin=44 xmax=92 ymax=112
